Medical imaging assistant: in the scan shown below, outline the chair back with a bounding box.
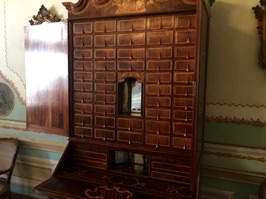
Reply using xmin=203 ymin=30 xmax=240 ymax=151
xmin=0 ymin=138 xmax=19 ymax=184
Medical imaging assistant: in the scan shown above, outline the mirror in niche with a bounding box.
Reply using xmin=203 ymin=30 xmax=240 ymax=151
xmin=118 ymin=72 xmax=144 ymax=116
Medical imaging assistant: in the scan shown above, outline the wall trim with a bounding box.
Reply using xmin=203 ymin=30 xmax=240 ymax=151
xmin=201 ymin=187 xmax=235 ymax=199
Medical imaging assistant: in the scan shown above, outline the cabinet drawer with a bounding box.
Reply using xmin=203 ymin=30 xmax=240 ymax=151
xmin=145 ymin=134 xmax=170 ymax=147
xmin=74 ymin=61 xmax=93 ymax=71
xmin=117 ymin=18 xmax=146 ymax=32
xmin=94 ymin=20 xmax=116 ymax=33
xmin=147 ymin=47 xmax=172 ymax=59
xmin=94 ymin=128 xmax=115 ymax=141
xmin=94 ymin=116 xmax=115 ymax=128
xmin=118 ymin=48 xmax=145 ymax=59
xmin=151 ymin=155 xmax=191 ymax=166
xmin=174 ymin=72 xmax=194 ymax=84
xmin=175 ymin=30 xmax=196 ymax=45
xmin=172 ymin=137 xmax=192 ymax=150
xmin=146 ymin=85 xmax=172 ymax=96
xmin=151 ymin=161 xmax=191 ymax=174
xmin=74 ymin=71 xmax=93 ymax=82
xmin=147 ymin=15 xmax=174 ymax=30
xmin=94 ymin=94 xmax=116 ymax=104
xmin=118 ymin=33 xmax=145 ymax=46
xmin=146 ymin=109 xmax=171 ymax=120
xmin=94 ymin=34 xmax=116 ymax=47
xmin=74 ymin=92 xmax=92 ymax=103
xmin=95 ymin=61 xmax=116 ymax=71
xmin=74 ymin=126 xmax=93 ymax=138
xmin=118 ymin=61 xmax=145 ymax=71
xmin=94 ymin=49 xmax=116 ymax=59
xmin=173 ymin=122 xmax=192 ymax=137
xmin=146 ymin=60 xmax=172 ymax=71
xmin=146 ymin=97 xmax=171 ymax=108
xmin=173 ymin=85 xmax=193 ymax=97
xmin=175 ymin=46 xmax=195 ymax=60
xmin=74 ymin=103 xmax=92 ymax=114
xmin=175 ymin=15 xmax=196 ymax=29
xmin=173 ymin=110 xmax=193 ymax=122
xmin=74 ymin=35 xmax=93 ymax=47
xmin=94 ymin=72 xmax=116 ymax=82
xmin=117 ymin=131 xmax=143 ymax=144
xmin=74 ymin=49 xmax=93 ymax=59
xmin=151 ymin=171 xmax=190 ymax=184
xmin=146 ymin=72 xmax=172 ymax=84
xmin=94 ymin=83 xmax=116 ymax=93
xmin=145 ymin=120 xmax=171 ymax=134
xmin=117 ymin=118 xmax=144 ymax=131
xmin=74 ymin=82 xmax=93 ymax=92
xmin=74 ymin=114 xmax=92 ymax=126
xmin=73 ymin=22 xmax=92 ymax=34
xmin=94 ymin=105 xmax=115 ymax=115
xmin=147 ymin=31 xmax=173 ymax=45
xmin=173 ymin=98 xmax=193 ymax=111
xmin=175 ymin=61 xmax=195 ymax=72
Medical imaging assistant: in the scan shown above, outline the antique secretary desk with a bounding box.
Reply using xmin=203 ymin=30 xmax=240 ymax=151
xmin=34 ymin=0 xmax=214 ymax=198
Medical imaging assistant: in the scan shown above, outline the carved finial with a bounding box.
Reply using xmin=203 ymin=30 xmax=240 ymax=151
xmin=29 ymin=5 xmax=61 ymax=25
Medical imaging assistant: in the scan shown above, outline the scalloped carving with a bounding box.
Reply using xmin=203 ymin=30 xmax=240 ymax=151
xmin=118 ymin=72 xmax=144 ymax=83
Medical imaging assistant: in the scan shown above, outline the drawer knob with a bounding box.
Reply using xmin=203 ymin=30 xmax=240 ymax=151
xmin=157 ymin=101 xmax=160 ymax=108
xmin=187 ymin=37 xmax=191 ymax=43
xmin=157 ymin=127 xmax=160 ymax=134
xmin=128 ymin=125 xmax=131 ymax=131
xmin=183 ymin=143 xmax=186 ymax=150
xmin=184 ymin=129 xmax=187 ymax=137
xmin=157 ymin=65 xmax=160 ymax=72
xmin=186 ymin=65 xmax=189 ymax=72
xmin=128 ymin=137 xmax=131 ymax=145
xmin=103 ymin=134 xmax=106 ymax=141
xmin=186 ymin=52 xmax=190 ymax=59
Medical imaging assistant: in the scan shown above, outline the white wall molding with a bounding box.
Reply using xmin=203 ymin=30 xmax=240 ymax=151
xmin=201 ymin=187 xmax=235 ymax=199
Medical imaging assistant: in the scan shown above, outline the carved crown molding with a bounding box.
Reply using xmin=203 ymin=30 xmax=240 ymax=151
xmin=29 ymin=5 xmax=61 ymax=25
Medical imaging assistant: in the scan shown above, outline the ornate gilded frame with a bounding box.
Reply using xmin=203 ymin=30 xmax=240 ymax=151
xmin=29 ymin=5 xmax=61 ymax=25
xmin=253 ymin=0 xmax=266 ymax=68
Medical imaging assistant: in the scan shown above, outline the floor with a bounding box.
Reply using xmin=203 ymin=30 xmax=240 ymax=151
xmin=12 ymin=192 xmax=37 ymax=199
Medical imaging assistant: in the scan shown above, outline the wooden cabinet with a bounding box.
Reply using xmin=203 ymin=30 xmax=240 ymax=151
xmin=34 ymin=0 xmax=214 ymax=198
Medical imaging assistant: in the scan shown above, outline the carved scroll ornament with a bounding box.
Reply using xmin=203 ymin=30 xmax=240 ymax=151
xmin=253 ymin=0 xmax=266 ymax=68
xmin=29 ymin=5 xmax=61 ymax=25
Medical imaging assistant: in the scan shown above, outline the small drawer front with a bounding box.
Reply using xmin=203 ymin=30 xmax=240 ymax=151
xmin=151 ymin=171 xmax=190 ymax=185
xmin=145 ymin=120 xmax=171 ymax=134
xmin=73 ymin=22 xmax=92 ymax=34
xmin=173 ymin=98 xmax=193 ymax=111
xmin=147 ymin=15 xmax=174 ymax=30
xmin=173 ymin=110 xmax=193 ymax=122
xmin=173 ymin=85 xmax=193 ymax=97
xmin=94 ymin=116 xmax=115 ymax=128
xmin=146 ymin=85 xmax=172 ymax=96
xmin=151 ymin=161 xmax=191 ymax=174
xmin=94 ymin=94 xmax=116 ymax=104
xmin=74 ymin=61 xmax=93 ymax=71
xmin=175 ymin=15 xmax=196 ymax=29
xmin=145 ymin=134 xmax=170 ymax=147
xmin=74 ymin=82 xmax=93 ymax=92
xmin=74 ymin=35 xmax=93 ymax=47
xmin=175 ymin=61 xmax=195 ymax=72
xmin=74 ymin=71 xmax=93 ymax=82
xmin=118 ymin=61 xmax=145 ymax=71
xmin=173 ymin=122 xmax=192 ymax=137
xmin=74 ymin=103 xmax=92 ymax=114
xmin=95 ymin=61 xmax=116 ymax=71
xmin=151 ymin=155 xmax=191 ymax=166
xmin=147 ymin=47 xmax=173 ymax=59
xmin=74 ymin=92 xmax=93 ymax=103
xmin=94 ymin=72 xmax=116 ymax=82
xmin=146 ymin=72 xmax=172 ymax=84
xmin=146 ymin=109 xmax=171 ymax=120
xmin=94 ymin=83 xmax=116 ymax=93
xmin=147 ymin=60 xmax=172 ymax=71
xmin=94 ymin=128 xmax=115 ymax=141
xmin=117 ymin=18 xmax=146 ymax=32
xmin=117 ymin=118 xmax=144 ymax=131
xmin=94 ymin=34 xmax=116 ymax=47
xmin=172 ymin=137 xmax=192 ymax=150
xmin=74 ymin=49 xmax=93 ymax=59
xmin=118 ymin=33 xmax=145 ymax=46
xmin=147 ymin=31 xmax=173 ymax=45
xmin=94 ymin=49 xmax=116 ymax=59
xmin=74 ymin=126 xmax=93 ymax=138
xmin=146 ymin=97 xmax=171 ymax=108
xmin=74 ymin=114 xmax=92 ymax=126
xmin=175 ymin=30 xmax=196 ymax=45
xmin=94 ymin=20 xmax=116 ymax=33
xmin=174 ymin=72 xmax=194 ymax=84
xmin=94 ymin=105 xmax=115 ymax=115
xmin=175 ymin=46 xmax=195 ymax=60
xmin=117 ymin=131 xmax=143 ymax=144
xmin=118 ymin=48 xmax=145 ymax=59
